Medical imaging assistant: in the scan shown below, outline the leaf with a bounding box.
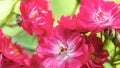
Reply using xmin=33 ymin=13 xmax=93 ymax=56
xmin=3 ymin=26 xmax=38 ymax=52
xmin=116 ymin=0 xmax=120 ymax=3
xmin=104 ymin=39 xmax=115 ymax=60
xmin=116 ymin=65 xmax=120 ymax=68
xmin=104 ymin=62 xmax=113 ymax=68
xmin=0 ymin=0 xmax=18 ymax=26
xmin=12 ymin=31 xmax=38 ymax=51
xmin=50 ymin=0 xmax=79 ymax=20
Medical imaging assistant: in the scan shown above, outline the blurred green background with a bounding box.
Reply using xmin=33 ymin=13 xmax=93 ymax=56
xmin=0 ymin=0 xmax=120 ymax=68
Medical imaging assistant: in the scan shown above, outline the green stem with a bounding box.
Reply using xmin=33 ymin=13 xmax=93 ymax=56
xmin=101 ymin=32 xmax=103 ymax=41
xmin=103 ymin=36 xmax=109 ymax=49
xmin=6 ymin=24 xmax=18 ymax=27
xmin=110 ymin=34 xmax=118 ymax=68
xmin=103 ymin=31 xmax=119 ymax=68
xmin=110 ymin=45 xmax=117 ymax=67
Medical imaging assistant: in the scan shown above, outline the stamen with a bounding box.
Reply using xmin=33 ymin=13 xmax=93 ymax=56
xmin=95 ymin=11 xmax=109 ymax=23
xmin=29 ymin=10 xmax=38 ymax=18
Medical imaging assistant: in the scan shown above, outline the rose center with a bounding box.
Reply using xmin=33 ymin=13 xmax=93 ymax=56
xmin=59 ymin=47 xmax=68 ymax=56
xmin=29 ymin=10 xmax=38 ymax=18
xmin=95 ymin=11 xmax=109 ymax=23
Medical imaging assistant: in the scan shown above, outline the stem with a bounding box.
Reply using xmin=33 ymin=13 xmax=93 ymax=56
xmin=103 ymin=30 xmax=119 ymax=68
xmin=114 ymin=63 xmax=120 ymax=65
xmin=110 ymin=33 xmax=118 ymax=68
xmin=101 ymin=32 xmax=103 ymax=40
xmin=110 ymin=45 xmax=117 ymax=68
xmin=6 ymin=24 xmax=18 ymax=27
xmin=103 ymin=36 xmax=109 ymax=49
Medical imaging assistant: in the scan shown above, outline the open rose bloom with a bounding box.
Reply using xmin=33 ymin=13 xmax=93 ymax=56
xmin=76 ymin=0 xmax=120 ymax=33
xmin=0 ymin=29 xmax=41 ymax=68
xmin=37 ymin=26 xmax=108 ymax=68
xmin=0 ymin=29 xmax=28 ymax=68
xmin=20 ymin=0 xmax=54 ymax=38
xmin=60 ymin=0 xmax=120 ymax=33
xmin=1 ymin=0 xmax=120 ymax=68
xmin=37 ymin=26 xmax=89 ymax=68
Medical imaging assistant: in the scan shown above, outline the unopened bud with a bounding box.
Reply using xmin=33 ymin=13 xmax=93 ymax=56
xmin=16 ymin=14 xmax=22 ymax=26
xmin=115 ymin=30 xmax=120 ymax=47
xmin=104 ymin=28 xmax=116 ymax=39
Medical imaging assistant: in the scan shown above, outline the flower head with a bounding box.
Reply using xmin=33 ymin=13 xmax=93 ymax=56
xmin=77 ymin=0 xmax=120 ymax=32
xmin=20 ymin=0 xmax=54 ymax=37
xmin=81 ymin=35 xmax=109 ymax=68
xmin=59 ymin=0 xmax=120 ymax=33
xmin=0 ymin=29 xmax=30 ymax=68
xmin=37 ymin=26 xmax=89 ymax=68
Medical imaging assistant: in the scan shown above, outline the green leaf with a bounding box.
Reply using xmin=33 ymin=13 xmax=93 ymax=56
xmin=103 ymin=39 xmax=115 ymax=59
xmin=104 ymin=62 xmax=113 ymax=68
xmin=50 ymin=0 xmax=79 ymax=20
xmin=3 ymin=26 xmax=38 ymax=52
xmin=12 ymin=31 xmax=38 ymax=51
xmin=0 ymin=0 xmax=18 ymax=26
xmin=116 ymin=0 xmax=120 ymax=3
xmin=116 ymin=65 xmax=120 ymax=68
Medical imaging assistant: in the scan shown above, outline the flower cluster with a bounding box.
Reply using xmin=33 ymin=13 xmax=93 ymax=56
xmin=1 ymin=0 xmax=120 ymax=68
